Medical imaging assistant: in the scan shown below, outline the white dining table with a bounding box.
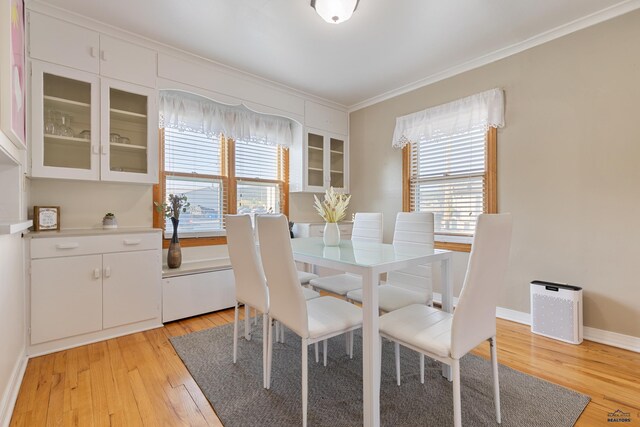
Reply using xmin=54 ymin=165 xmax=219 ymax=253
xmin=290 ymin=237 xmax=454 ymax=427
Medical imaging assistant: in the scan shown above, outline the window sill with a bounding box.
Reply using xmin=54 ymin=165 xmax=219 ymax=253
xmin=435 ymin=234 xmax=472 ymax=253
xmin=163 ymin=235 xmax=227 ymax=249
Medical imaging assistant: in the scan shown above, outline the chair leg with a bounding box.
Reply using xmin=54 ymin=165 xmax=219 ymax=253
xmin=315 ymin=342 xmax=319 ymax=363
xmin=302 ymin=338 xmax=308 ymax=427
xmin=452 ymin=359 xmax=461 ymax=427
xmin=233 ymin=303 xmax=239 ymax=364
xmin=262 ymin=313 xmax=268 ymax=388
xmin=323 ymin=339 xmax=328 ymax=366
xmin=274 ymin=321 xmax=280 ymax=343
xmin=394 ymin=342 xmax=401 ymax=386
xmin=349 ymin=331 xmax=354 ymax=359
xmin=244 ymin=305 xmax=251 ymax=340
xmin=280 ymin=322 xmax=285 ymax=343
xmin=266 ymin=316 xmax=273 ymax=389
xmin=490 ymin=336 xmax=502 ymax=424
xmin=420 ymin=354 xmax=425 ymax=384
xmin=345 ymin=333 xmax=350 ymax=355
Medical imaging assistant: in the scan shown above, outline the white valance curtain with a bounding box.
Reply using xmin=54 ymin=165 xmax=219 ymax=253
xmin=392 ymin=88 xmax=505 ymax=149
xmin=159 ymin=90 xmax=294 ymax=147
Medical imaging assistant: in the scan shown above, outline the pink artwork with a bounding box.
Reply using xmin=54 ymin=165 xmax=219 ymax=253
xmin=9 ymin=0 xmax=25 ymax=147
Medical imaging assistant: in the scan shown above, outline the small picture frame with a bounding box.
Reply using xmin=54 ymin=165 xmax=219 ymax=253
xmin=33 ymin=206 xmax=60 ymax=231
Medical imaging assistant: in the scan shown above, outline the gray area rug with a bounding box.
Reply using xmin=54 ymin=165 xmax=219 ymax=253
xmin=170 ymin=321 xmax=589 ymax=426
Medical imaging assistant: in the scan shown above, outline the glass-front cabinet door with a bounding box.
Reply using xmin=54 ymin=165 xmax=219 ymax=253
xmin=306 ymin=131 xmax=326 ymax=192
xmin=31 ymin=61 xmax=100 ymax=180
xmin=329 ymin=136 xmax=345 ymax=190
xmin=304 ymin=129 xmax=348 ymax=192
xmin=100 ymin=80 xmax=158 ymax=183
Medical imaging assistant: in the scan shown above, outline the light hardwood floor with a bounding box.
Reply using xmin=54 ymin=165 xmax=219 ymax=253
xmin=9 ymin=308 xmax=640 ymax=426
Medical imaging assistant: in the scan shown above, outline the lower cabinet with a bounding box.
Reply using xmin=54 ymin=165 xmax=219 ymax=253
xmin=31 ymin=254 xmax=103 ymax=344
xmin=29 ymin=232 xmax=161 ymax=348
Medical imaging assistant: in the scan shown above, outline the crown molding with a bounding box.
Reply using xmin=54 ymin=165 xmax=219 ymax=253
xmin=348 ymin=0 xmax=640 ymax=112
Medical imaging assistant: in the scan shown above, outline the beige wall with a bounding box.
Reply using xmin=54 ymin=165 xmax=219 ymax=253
xmin=30 ymin=180 xmax=154 ymax=229
xmin=349 ymin=10 xmax=640 ymax=337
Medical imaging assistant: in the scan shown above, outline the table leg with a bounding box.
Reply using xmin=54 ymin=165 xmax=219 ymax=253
xmin=361 ymin=269 xmax=380 ymax=427
xmin=441 ymin=255 xmax=453 ymax=381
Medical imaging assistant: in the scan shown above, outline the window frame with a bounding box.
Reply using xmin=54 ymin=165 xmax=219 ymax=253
xmin=153 ymin=129 xmax=289 ymax=248
xmin=402 ymin=127 xmax=497 ymax=252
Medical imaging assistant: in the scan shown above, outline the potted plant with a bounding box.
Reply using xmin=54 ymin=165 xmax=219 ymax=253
xmin=102 ymin=212 xmax=117 ymax=229
xmin=154 ymin=194 xmax=190 ymax=268
xmin=313 ymin=187 xmax=351 ymax=246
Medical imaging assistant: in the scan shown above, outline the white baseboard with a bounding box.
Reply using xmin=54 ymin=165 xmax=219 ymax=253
xmin=433 ymin=292 xmax=639 ymax=353
xmin=0 ymin=350 xmax=27 ymax=427
xmin=583 ymin=327 xmax=640 ymax=353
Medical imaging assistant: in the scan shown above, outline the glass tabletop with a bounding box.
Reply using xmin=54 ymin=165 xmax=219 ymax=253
xmin=291 ymin=237 xmax=449 ymax=268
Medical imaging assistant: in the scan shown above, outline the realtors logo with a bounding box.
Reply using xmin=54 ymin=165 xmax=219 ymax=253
xmin=607 ymin=409 xmax=631 ymax=423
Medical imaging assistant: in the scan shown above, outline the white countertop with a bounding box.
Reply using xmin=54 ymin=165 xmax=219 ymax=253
xmin=28 ymin=227 xmax=162 ymax=238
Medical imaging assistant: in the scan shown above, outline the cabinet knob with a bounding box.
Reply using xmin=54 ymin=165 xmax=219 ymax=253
xmin=93 ymin=268 xmax=101 ymax=279
xmin=90 ymin=46 xmax=97 ymax=58
xmin=123 ymin=239 xmax=141 ymax=246
xmin=104 ymin=266 xmax=111 ymax=278
xmin=100 ymin=50 xmax=107 ymax=61
xmin=92 ymin=145 xmax=99 ymax=155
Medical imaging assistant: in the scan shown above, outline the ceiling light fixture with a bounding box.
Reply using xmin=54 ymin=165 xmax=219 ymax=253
xmin=311 ymin=0 xmax=359 ymax=24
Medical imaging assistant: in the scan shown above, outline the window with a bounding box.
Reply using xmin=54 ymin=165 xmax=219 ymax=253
xmin=403 ymin=127 xmax=496 ymax=251
xmin=395 ymin=89 xmax=504 ymax=252
xmin=154 ymin=128 xmax=288 ymax=247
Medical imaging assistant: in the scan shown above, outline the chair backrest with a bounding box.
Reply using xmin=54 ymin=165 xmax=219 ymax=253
xmin=387 ymin=212 xmax=434 ymax=296
xmin=451 ymin=214 xmax=512 ymax=359
xmin=351 ymin=213 xmax=383 ymax=243
xmin=226 ymin=214 xmax=269 ymax=313
xmin=257 ymin=214 xmax=309 ymax=337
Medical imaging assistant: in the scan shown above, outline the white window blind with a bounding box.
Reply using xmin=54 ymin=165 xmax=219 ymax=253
xmin=235 ymin=141 xmax=283 ymax=222
xmin=410 ymin=124 xmax=487 ymax=236
xmin=164 ymin=128 xmax=225 ymax=236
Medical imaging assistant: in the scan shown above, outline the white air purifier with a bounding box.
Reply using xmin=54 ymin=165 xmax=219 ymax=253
xmin=530 ymin=280 xmax=583 ymax=344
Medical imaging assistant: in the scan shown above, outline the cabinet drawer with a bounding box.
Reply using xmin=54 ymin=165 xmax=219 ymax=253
xmin=31 ymin=232 xmax=161 ymax=259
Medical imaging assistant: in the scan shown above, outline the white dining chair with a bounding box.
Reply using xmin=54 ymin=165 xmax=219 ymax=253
xmin=227 ymin=215 xmax=320 ymax=389
xmin=257 ymin=214 xmax=362 ymax=427
xmin=378 ymin=214 xmax=512 ymax=427
xmin=309 ymin=212 xmax=383 ymax=296
xmin=346 ymin=212 xmax=434 ymax=313
xmin=226 ymin=214 xmax=271 ymax=389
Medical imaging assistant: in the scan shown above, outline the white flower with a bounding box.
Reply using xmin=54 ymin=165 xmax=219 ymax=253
xmin=313 ymin=187 xmax=351 ymax=223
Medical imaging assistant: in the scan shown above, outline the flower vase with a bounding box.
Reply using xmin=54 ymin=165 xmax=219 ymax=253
xmin=167 ymin=217 xmax=182 ymax=268
xmin=323 ymin=222 xmax=340 ymax=246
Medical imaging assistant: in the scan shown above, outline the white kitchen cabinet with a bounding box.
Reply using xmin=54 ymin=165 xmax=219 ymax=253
xmin=31 ymin=254 xmax=103 ymax=344
xmin=28 ymin=11 xmax=100 ymax=74
xmin=103 ymin=250 xmax=161 ymax=328
xmin=100 ymin=79 xmax=158 ymax=183
xmin=29 ymin=231 xmax=162 ymax=351
xmin=304 ymin=101 xmax=348 ymax=135
xmin=293 ymin=128 xmax=348 ymax=192
xmin=28 ymin=12 xmax=156 ymax=88
xmin=30 ymin=60 xmax=158 ymax=183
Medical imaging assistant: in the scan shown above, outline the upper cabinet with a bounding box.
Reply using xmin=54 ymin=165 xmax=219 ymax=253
xmin=290 ymin=101 xmax=349 ymax=193
xmin=30 ymin=60 xmax=158 ymax=183
xmin=28 ymin=12 xmax=157 ymax=88
xmin=304 ymin=100 xmax=348 ymax=136
xmin=28 ymin=12 xmax=158 ymax=183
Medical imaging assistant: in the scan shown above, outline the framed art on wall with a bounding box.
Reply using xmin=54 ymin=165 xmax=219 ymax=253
xmin=0 ymin=0 xmax=26 ymax=150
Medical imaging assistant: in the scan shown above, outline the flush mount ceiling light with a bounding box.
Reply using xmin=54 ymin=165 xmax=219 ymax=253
xmin=311 ymin=0 xmax=359 ymax=24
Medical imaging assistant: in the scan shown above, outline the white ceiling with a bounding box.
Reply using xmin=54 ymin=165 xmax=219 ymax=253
xmin=40 ymin=0 xmax=635 ymax=107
